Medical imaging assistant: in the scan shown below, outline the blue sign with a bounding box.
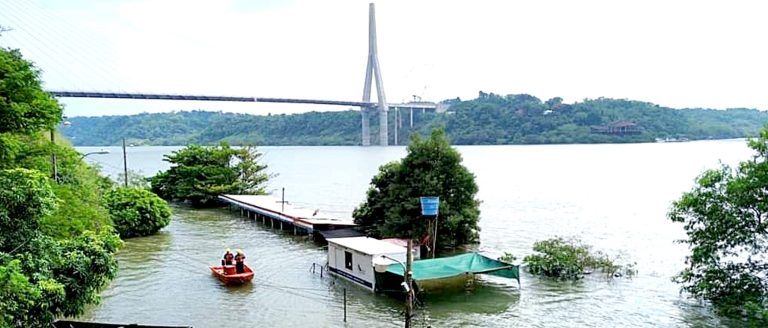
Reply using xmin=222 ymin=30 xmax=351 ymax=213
xmin=420 ymin=196 xmax=440 ymax=216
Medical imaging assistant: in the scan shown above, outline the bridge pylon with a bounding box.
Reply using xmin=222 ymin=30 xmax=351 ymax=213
xmin=361 ymin=3 xmax=388 ymax=146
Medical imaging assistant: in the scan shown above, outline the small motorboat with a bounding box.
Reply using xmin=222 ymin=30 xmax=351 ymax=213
xmin=210 ymin=264 xmax=254 ymax=285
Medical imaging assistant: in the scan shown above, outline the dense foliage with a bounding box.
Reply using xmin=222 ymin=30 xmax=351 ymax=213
xmin=0 ymin=169 xmax=57 ymax=251
xmin=150 ymin=143 xmax=269 ymax=207
xmin=0 ymin=48 xmax=62 ymax=135
xmin=0 ymin=169 xmax=121 ymax=327
xmin=669 ymin=128 xmax=768 ymax=322
xmin=353 ymin=129 xmax=480 ymax=248
xmin=523 ymin=237 xmax=635 ymax=280
xmin=63 ymin=94 xmax=768 ymax=146
xmin=104 ymin=187 xmax=172 ymax=238
xmin=0 ymin=46 xmax=121 ymax=327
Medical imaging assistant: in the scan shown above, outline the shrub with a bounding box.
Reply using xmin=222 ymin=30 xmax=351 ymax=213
xmin=104 ymin=187 xmax=172 ymax=238
xmin=523 ymin=237 xmax=636 ymax=280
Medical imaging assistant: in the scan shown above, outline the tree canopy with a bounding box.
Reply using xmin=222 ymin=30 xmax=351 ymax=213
xmin=150 ymin=143 xmax=270 ymax=207
xmin=0 ymin=46 xmax=121 ymax=327
xmin=353 ymin=129 xmax=480 ymax=249
xmin=669 ymin=127 xmax=768 ymax=323
xmin=0 ymin=48 xmax=62 ymax=135
xmin=0 ymin=168 xmax=121 ymax=327
xmin=104 ymin=187 xmax=172 ymax=238
xmin=0 ymin=169 xmax=57 ymax=251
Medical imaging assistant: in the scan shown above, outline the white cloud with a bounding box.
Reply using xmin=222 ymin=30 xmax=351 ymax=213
xmin=1 ymin=0 xmax=767 ymax=116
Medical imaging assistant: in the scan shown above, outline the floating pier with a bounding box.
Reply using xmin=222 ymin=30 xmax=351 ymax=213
xmin=219 ymin=194 xmax=357 ymax=236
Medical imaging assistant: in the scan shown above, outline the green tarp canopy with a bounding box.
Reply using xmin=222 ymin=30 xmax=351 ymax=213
xmin=386 ymin=252 xmax=519 ymax=283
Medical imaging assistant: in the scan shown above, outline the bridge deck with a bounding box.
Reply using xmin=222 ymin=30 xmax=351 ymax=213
xmin=48 ymin=91 xmax=438 ymax=109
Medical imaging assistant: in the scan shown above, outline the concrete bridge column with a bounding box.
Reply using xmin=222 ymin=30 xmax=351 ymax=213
xmin=361 ymin=109 xmax=370 ymax=146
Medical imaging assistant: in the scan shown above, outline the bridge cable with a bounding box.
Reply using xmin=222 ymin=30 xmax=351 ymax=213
xmin=0 ymin=2 xmax=84 ymax=90
xmin=2 ymin=0 xmax=125 ymax=93
xmin=9 ymin=0 xmax=127 ymax=93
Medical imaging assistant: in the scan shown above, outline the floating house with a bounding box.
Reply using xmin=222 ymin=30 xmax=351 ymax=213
xmin=326 ymin=236 xmax=520 ymax=293
xmin=327 ymin=236 xmax=408 ymax=291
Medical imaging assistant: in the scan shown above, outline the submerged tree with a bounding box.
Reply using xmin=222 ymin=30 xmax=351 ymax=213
xmin=105 ymin=187 xmax=172 ymax=238
xmin=353 ymin=129 xmax=481 ymax=249
xmin=669 ymin=127 xmax=768 ymax=322
xmin=150 ymin=143 xmax=269 ymax=207
xmin=522 ymin=237 xmax=636 ymax=280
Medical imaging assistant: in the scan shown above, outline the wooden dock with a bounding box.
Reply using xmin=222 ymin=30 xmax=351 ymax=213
xmin=219 ymin=194 xmax=357 ymax=235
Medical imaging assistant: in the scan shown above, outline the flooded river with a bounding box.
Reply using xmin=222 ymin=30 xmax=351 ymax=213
xmin=79 ymin=140 xmax=752 ymax=327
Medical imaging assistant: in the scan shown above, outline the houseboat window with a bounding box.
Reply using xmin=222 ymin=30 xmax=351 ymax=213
xmin=345 ymin=251 xmax=353 ymax=270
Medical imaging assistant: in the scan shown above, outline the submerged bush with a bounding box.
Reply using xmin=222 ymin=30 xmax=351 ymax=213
xmin=523 ymin=237 xmax=636 ymax=280
xmin=105 ymin=187 xmax=172 ymax=238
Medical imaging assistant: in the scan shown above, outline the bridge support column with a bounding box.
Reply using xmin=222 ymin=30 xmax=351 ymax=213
xmin=362 ymin=3 xmax=389 ymax=146
xmin=393 ymin=107 xmax=398 ymax=145
xmin=361 ymin=109 xmax=370 ymax=146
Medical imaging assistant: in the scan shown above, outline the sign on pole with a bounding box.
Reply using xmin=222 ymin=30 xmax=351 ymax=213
xmin=420 ymin=196 xmax=439 ymax=216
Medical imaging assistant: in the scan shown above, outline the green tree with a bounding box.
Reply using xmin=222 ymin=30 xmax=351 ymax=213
xmin=150 ymin=143 xmax=269 ymax=207
xmin=0 ymin=169 xmax=57 ymax=252
xmin=0 ymin=48 xmax=62 ymax=135
xmin=0 ymin=46 xmax=63 ymax=167
xmin=0 ymin=168 xmax=121 ymax=327
xmin=353 ymin=129 xmax=481 ymax=248
xmin=669 ymin=128 xmax=768 ymax=322
xmin=104 ymin=187 xmax=172 ymax=238
xmin=0 ymin=46 xmax=121 ymax=328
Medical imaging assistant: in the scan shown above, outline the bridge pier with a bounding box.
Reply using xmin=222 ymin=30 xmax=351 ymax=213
xmin=361 ymin=108 xmax=371 ymax=146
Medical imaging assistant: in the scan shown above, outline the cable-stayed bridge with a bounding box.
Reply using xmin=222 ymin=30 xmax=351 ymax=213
xmin=2 ymin=2 xmax=443 ymax=146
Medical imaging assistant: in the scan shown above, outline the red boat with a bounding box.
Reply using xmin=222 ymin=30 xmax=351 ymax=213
xmin=210 ymin=264 xmax=254 ymax=285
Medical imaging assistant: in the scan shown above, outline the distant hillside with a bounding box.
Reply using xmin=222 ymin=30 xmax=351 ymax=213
xmin=63 ymin=93 xmax=768 ymax=146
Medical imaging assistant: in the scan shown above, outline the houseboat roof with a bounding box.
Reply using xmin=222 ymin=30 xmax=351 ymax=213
xmin=327 ymin=236 xmax=407 ymax=255
xmin=385 ymin=252 xmax=520 ymax=283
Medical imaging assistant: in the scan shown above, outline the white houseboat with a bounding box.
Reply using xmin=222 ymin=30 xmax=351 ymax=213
xmin=326 ymin=236 xmax=408 ymax=291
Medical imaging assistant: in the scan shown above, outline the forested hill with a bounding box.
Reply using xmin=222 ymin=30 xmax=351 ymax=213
xmin=63 ymin=93 xmax=768 ymax=146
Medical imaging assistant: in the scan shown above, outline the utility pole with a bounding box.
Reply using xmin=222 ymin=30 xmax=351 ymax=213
xmin=281 ymin=187 xmax=285 ymax=213
xmin=432 ymin=213 xmax=439 ymax=259
xmin=405 ymin=239 xmax=413 ymax=328
xmin=122 ymin=138 xmax=128 ymax=187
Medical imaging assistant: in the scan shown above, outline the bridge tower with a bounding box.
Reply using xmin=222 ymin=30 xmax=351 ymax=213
xmin=361 ymin=3 xmax=389 ymax=146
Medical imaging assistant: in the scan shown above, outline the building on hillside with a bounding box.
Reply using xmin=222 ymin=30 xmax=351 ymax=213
xmin=591 ymin=120 xmax=641 ymax=135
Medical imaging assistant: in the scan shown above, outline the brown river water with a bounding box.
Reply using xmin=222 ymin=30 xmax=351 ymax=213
xmin=78 ymin=140 xmax=752 ymax=327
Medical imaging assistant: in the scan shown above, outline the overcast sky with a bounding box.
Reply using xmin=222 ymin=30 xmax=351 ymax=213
xmin=1 ymin=0 xmax=766 ymax=117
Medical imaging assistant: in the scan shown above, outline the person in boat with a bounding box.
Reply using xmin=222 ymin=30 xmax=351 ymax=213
xmin=234 ymin=249 xmax=246 ymax=274
xmin=222 ymin=248 xmax=234 ymax=266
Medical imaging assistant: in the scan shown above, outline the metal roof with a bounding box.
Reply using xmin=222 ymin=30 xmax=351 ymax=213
xmin=327 ymin=237 xmax=407 ymax=256
xmin=220 ymin=194 xmax=355 ymax=225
